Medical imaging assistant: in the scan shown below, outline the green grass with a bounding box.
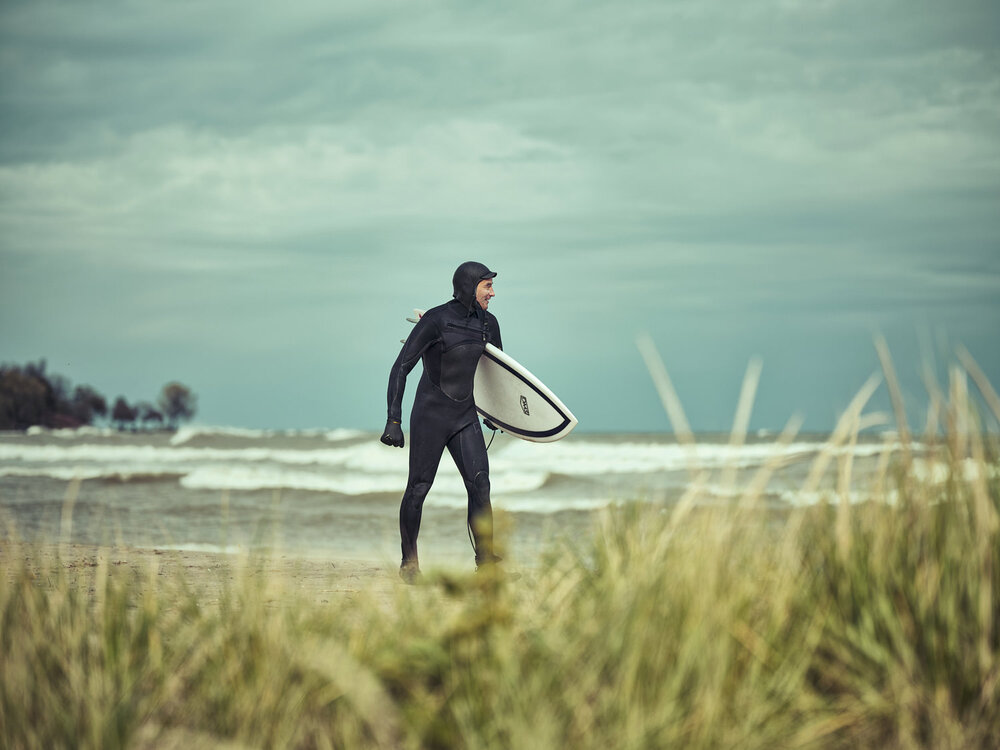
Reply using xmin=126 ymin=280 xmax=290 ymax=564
xmin=2 ymin=355 xmax=999 ymax=749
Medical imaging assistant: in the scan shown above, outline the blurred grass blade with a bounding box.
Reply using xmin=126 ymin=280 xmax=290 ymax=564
xmin=957 ymin=344 xmax=1000 ymax=427
xmin=874 ymin=334 xmax=913 ymax=466
xmin=722 ymin=357 xmax=762 ymax=493
xmin=803 ymin=373 xmax=881 ymax=495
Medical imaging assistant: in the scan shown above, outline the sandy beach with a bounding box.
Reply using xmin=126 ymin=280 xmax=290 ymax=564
xmin=3 ymin=542 xmax=406 ymax=612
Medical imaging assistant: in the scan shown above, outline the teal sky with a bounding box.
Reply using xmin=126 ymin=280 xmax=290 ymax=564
xmin=1 ymin=0 xmax=998 ymax=432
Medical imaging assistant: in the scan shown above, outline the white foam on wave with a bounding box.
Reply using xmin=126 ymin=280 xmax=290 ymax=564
xmin=0 ymin=441 xmax=388 ymax=469
xmin=779 ymin=488 xmax=902 ymax=507
xmin=0 ymin=441 xmax=402 ymax=491
xmin=493 ymin=438 xmax=915 ymax=477
xmin=169 ymin=425 xmax=367 ymax=446
xmin=0 ymin=465 xmax=182 ymax=482
xmin=3 ymin=433 xmax=908 ymax=477
xmin=324 ymin=428 xmax=366 ymax=442
xmin=170 ymin=425 xmax=276 ymax=445
xmin=0 ymin=465 xmax=108 ymax=481
xmin=179 ymin=466 xmax=406 ymax=494
xmin=3 ymin=431 xmax=952 ymax=510
xmin=910 ymin=457 xmax=996 ymax=483
xmin=427 ymin=493 xmax=615 ymax=513
xmin=25 ymin=425 xmax=117 ymax=439
xmin=179 ymin=463 xmax=551 ymax=498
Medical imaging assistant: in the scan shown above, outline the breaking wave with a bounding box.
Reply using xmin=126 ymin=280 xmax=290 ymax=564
xmin=0 ymin=428 xmax=927 ymax=511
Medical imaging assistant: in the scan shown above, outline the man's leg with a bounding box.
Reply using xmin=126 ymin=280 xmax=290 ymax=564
xmin=446 ymin=420 xmax=496 ymax=567
xmin=399 ymin=419 xmax=446 ymax=579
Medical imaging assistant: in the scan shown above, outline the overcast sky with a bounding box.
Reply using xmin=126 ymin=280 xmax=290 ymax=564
xmin=1 ymin=0 xmax=998 ymax=433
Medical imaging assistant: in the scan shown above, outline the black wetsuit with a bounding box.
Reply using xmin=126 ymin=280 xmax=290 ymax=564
xmin=383 ymin=263 xmax=502 ymax=570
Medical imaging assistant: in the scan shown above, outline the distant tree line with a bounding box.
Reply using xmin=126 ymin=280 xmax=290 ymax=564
xmin=0 ymin=360 xmax=197 ymax=432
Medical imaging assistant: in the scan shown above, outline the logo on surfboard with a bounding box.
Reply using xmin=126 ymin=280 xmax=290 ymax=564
xmin=520 ymin=395 xmax=530 ymax=416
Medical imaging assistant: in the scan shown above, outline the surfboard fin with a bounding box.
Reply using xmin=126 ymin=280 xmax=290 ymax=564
xmin=399 ymin=309 xmax=425 ymax=342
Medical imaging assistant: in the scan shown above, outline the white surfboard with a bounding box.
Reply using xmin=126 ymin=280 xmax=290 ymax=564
xmin=407 ymin=309 xmax=578 ymax=443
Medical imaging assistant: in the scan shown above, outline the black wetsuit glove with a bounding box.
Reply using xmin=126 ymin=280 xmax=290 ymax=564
xmin=483 ymin=418 xmax=499 ymax=432
xmin=381 ymin=420 xmax=404 ymax=448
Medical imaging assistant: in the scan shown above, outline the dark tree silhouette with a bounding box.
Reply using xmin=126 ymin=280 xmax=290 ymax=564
xmin=137 ymin=402 xmax=164 ymax=430
xmin=0 ymin=361 xmax=109 ymax=429
xmin=71 ymin=385 xmax=108 ymax=424
xmin=0 ymin=360 xmax=196 ymax=432
xmin=111 ymin=397 xmax=138 ymax=431
xmin=158 ymin=382 xmax=197 ymax=428
xmin=0 ymin=366 xmax=48 ymax=430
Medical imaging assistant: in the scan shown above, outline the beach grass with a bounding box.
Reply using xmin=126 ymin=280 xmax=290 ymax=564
xmin=2 ymin=352 xmax=999 ymax=748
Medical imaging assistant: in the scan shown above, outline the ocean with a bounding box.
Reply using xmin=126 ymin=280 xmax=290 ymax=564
xmin=0 ymin=425 xmax=910 ymax=569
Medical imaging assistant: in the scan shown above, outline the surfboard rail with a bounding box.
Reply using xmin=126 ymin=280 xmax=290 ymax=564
xmin=476 ymin=344 xmax=578 ymax=442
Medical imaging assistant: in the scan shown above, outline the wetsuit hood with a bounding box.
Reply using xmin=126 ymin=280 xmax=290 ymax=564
xmin=452 ymin=261 xmax=497 ymax=313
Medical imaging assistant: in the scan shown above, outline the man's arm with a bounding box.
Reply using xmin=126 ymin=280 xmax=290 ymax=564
xmin=386 ymin=315 xmax=438 ymax=423
xmin=487 ymin=313 xmax=502 ymax=351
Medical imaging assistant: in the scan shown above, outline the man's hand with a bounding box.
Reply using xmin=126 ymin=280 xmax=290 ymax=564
xmin=483 ymin=418 xmax=499 ymax=432
xmin=381 ymin=420 xmax=404 ymax=448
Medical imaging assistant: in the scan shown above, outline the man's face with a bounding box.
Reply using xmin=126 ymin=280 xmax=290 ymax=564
xmin=476 ymin=279 xmax=495 ymax=310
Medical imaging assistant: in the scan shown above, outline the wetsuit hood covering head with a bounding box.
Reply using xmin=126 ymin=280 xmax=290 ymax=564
xmin=452 ymin=261 xmax=497 ymax=310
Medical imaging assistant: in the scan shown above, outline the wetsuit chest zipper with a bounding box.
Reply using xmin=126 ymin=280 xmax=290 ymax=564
xmin=446 ymin=321 xmax=487 ymax=340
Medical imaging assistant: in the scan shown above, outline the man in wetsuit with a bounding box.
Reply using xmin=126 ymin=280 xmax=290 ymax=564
xmin=380 ymin=261 xmax=503 ymax=582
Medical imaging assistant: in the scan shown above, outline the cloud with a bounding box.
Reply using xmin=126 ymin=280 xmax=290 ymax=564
xmin=0 ymin=0 xmax=997 ymax=428
xmin=0 ymin=119 xmax=594 ymax=266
